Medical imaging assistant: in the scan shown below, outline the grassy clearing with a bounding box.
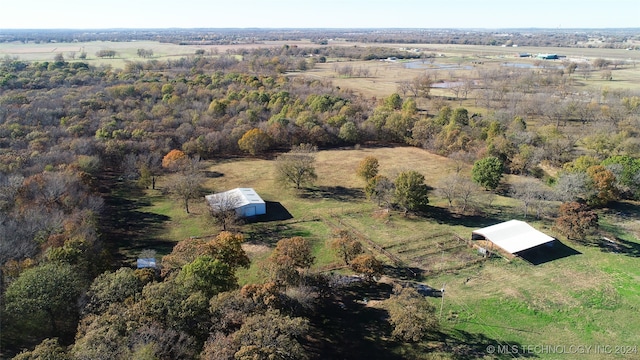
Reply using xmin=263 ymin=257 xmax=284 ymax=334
xmin=107 ymin=146 xmax=640 ymax=358
xmin=425 ymin=235 xmax=640 ymax=359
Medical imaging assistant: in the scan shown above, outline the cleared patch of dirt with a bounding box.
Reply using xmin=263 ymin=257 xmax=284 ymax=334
xmin=242 ymin=243 xmax=270 ymax=255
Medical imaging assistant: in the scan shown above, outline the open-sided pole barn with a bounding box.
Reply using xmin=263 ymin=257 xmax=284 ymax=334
xmin=472 ymin=220 xmax=555 ymax=259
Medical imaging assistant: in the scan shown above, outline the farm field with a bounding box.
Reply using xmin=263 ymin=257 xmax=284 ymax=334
xmin=4 ymin=38 xmax=639 ymax=100
xmin=0 ymin=39 xmax=313 ymax=68
xmin=302 ymin=53 xmax=640 ymax=100
xmin=108 ymin=145 xmax=640 ymax=359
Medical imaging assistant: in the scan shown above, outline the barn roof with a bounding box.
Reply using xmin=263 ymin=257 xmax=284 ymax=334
xmin=472 ymin=220 xmax=554 ymax=254
xmin=205 ymin=188 xmax=264 ymax=209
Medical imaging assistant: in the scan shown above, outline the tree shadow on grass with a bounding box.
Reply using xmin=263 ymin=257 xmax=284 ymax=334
xmin=596 ymin=236 xmax=640 ymax=257
xmin=436 ymin=329 xmax=538 ymax=359
xmin=308 ymin=281 xmax=403 ymax=360
xmin=299 ymin=186 xmax=364 ymax=202
xmin=596 ymin=204 xmax=640 ymax=257
xmin=383 ymin=264 xmax=425 ymax=281
xmin=309 ymin=279 xmax=533 ymax=359
xmin=423 ymin=206 xmax=506 ymax=229
xmin=203 ymin=170 xmax=224 ymax=178
xmin=100 ymin=182 xmax=171 ymax=268
xmin=244 ymin=221 xmax=317 ymax=247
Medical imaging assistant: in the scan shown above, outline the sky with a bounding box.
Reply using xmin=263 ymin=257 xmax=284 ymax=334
xmin=2 ymin=0 xmax=639 ymax=29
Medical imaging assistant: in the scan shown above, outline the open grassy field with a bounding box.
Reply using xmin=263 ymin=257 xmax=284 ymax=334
xmin=302 ymin=54 xmax=640 ymax=100
xmin=0 ymin=39 xmax=316 ymax=68
xmin=106 ymin=145 xmax=640 ymax=358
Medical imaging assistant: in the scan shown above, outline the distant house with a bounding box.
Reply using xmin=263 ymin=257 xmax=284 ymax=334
xmin=205 ymin=188 xmax=266 ymax=218
xmin=137 ymin=258 xmax=157 ymax=269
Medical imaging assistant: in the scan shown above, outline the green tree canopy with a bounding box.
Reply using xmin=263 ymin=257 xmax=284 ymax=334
xmin=4 ymin=262 xmax=84 ymax=346
xmin=601 ymin=155 xmax=640 ymax=198
xmin=394 ymin=170 xmax=429 ymax=214
xmin=233 ymin=310 xmax=310 ymax=360
xmin=471 ymin=156 xmax=504 ymax=190
xmin=383 ymin=93 xmax=403 ymax=110
xmin=338 ymin=121 xmax=359 ymax=143
xmin=356 ymin=156 xmax=380 ymax=182
xmin=450 ymin=107 xmax=469 ymax=126
xmin=13 ymin=338 xmax=71 ymax=360
xmin=83 ymin=267 xmax=144 ymax=315
xmin=177 ymin=255 xmax=238 ymax=298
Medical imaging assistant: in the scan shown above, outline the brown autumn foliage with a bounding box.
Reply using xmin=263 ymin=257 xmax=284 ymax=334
xmin=554 ymin=201 xmax=599 ymax=241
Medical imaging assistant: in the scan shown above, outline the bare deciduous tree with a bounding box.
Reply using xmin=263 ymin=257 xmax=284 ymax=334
xmin=510 ymin=178 xmax=552 ymax=218
xmin=275 ymin=144 xmax=318 ymax=190
xmin=207 ymin=191 xmax=242 ymax=231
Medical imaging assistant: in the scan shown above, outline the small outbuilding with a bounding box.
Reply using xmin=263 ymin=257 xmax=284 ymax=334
xmin=137 ymin=258 xmax=157 ymax=269
xmin=472 ymin=220 xmax=555 ymax=256
xmin=205 ymin=188 xmax=266 ymax=218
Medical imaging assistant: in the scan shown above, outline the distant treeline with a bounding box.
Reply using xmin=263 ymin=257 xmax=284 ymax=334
xmin=1 ymin=28 xmax=639 ymax=49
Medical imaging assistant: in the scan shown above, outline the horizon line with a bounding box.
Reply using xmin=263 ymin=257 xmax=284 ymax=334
xmin=1 ymin=27 xmax=640 ymax=31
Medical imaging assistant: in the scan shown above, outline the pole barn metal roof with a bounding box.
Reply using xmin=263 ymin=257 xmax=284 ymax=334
xmin=472 ymin=220 xmax=555 ymax=254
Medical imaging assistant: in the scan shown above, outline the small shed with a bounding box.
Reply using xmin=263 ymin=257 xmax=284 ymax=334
xmin=137 ymin=258 xmax=157 ymax=269
xmin=472 ymin=220 xmax=554 ymax=255
xmin=205 ymin=188 xmax=266 ymax=218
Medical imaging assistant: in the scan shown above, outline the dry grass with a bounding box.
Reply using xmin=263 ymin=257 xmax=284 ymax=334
xmin=316 ymin=145 xmax=457 ymax=186
xmin=299 ymin=43 xmax=640 ymax=99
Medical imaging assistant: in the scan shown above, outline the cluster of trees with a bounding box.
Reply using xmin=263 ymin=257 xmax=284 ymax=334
xmin=5 ymin=227 xmax=433 ymax=358
xmin=357 ymin=156 xmax=430 ymax=215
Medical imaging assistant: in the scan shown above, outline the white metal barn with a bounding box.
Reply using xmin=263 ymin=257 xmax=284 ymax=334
xmin=205 ymin=188 xmax=266 ymax=218
xmin=472 ymin=220 xmax=554 ymax=255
